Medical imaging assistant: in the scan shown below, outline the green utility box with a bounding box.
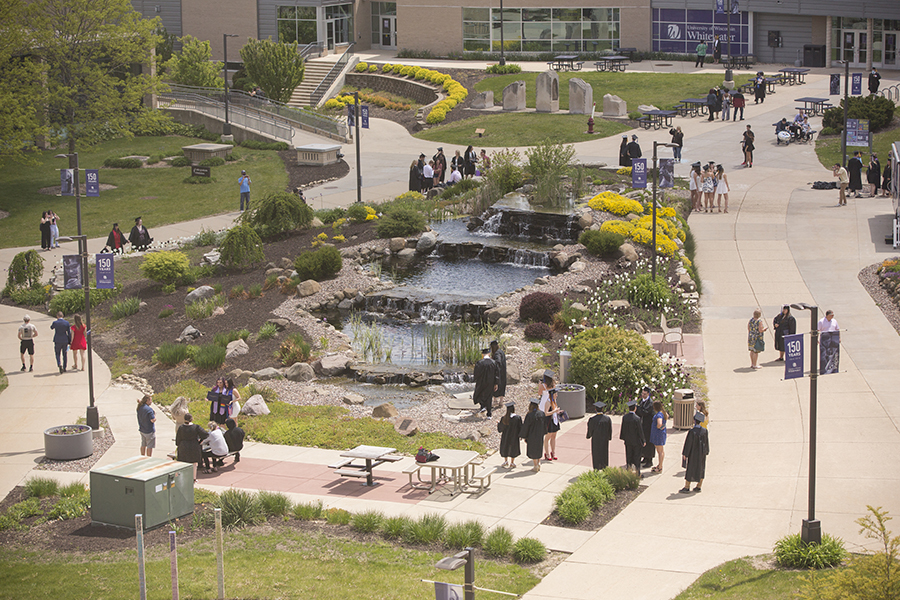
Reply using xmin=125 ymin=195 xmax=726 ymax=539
xmin=90 ymin=456 xmax=194 ymax=530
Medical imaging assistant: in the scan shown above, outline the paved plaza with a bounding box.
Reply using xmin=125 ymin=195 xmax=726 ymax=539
xmin=0 ymin=62 xmax=899 ymax=599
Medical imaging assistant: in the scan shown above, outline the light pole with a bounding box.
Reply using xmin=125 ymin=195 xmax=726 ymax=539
xmin=223 ymin=33 xmax=238 ymax=136
xmin=651 ymin=141 xmax=678 ymax=280
xmin=54 ymin=152 xmax=98 ymax=431
xmin=839 ymin=60 xmax=850 ymax=168
xmin=436 ymin=547 xmax=475 ymax=600
xmin=790 ymin=302 xmax=821 ymax=545
xmin=498 ymin=0 xmax=505 ymax=66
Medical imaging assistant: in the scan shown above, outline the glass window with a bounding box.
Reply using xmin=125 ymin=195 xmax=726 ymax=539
xmin=372 ymin=14 xmax=379 ymax=44
xmin=464 ymin=22 xmax=490 ymax=39
xmin=298 ymin=20 xmax=317 ymax=44
xmin=374 ymin=2 xmax=396 ymax=16
xmin=493 ymin=22 xmax=522 ymax=41
xmin=523 ymin=22 xmax=551 ymax=40
xmin=522 ymin=40 xmax=551 ymax=52
xmin=297 ymin=6 xmax=316 ymax=19
xmin=492 ymin=8 xmax=521 ymax=22
xmin=464 ymin=39 xmax=490 ymax=51
xmin=552 ymin=8 xmax=581 ymax=22
xmin=463 ymin=7 xmax=489 ymax=21
xmin=552 ymin=22 xmax=580 ymax=41
xmin=278 ymin=20 xmax=297 ymax=43
xmin=278 ymin=6 xmax=295 ymax=19
xmin=523 ymin=8 xmax=550 ymax=22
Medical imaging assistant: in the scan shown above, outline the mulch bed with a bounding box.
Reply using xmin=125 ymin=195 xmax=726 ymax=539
xmin=542 ymin=486 xmax=645 ymax=530
xmin=859 ymin=262 xmax=900 ymax=337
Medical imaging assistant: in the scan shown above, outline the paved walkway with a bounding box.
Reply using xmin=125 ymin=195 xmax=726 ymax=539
xmin=1 ymin=64 xmax=899 ymax=600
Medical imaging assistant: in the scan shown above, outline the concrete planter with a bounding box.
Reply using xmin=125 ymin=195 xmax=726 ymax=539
xmin=556 ymin=384 xmax=586 ymax=419
xmin=44 ymin=425 xmax=94 ymax=460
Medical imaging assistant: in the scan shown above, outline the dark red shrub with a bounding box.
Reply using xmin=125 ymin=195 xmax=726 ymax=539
xmin=519 ymin=291 xmax=562 ymax=324
xmin=524 ymin=322 xmax=553 ymax=341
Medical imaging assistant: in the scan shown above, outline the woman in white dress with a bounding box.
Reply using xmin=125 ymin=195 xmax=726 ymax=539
xmin=538 ymin=371 xmax=561 ymax=461
xmin=689 ymin=163 xmax=701 ymax=212
xmin=715 ymin=165 xmax=729 ymax=213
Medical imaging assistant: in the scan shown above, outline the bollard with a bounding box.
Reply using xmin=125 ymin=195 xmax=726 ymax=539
xmin=215 ymin=508 xmax=225 ymax=600
xmin=136 ymin=514 xmax=147 ymax=600
xmin=170 ymin=530 xmax=179 ymax=600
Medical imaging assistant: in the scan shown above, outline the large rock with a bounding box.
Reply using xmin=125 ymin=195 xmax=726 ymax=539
xmin=603 ymin=93 xmax=627 ymax=117
xmin=506 ymin=364 xmax=521 ymax=385
xmin=342 ymin=393 xmax=365 ymax=405
xmin=225 ymin=339 xmax=249 ymax=358
xmin=578 ymin=213 xmax=593 ymax=229
xmin=607 ymin=299 xmax=631 ymax=312
xmin=267 ymin=318 xmax=289 ymax=331
xmin=176 ymin=325 xmax=202 ymax=343
xmin=314 ymin=353 xmax=352 ymax=376
xmin=568 ymin=260 xmax=586 ymax=273
xmin=535 ymin=70 xmax=560 ymax=113
xmin=266 ymin=267 xmax=283 ymax=278
xmin=391 ymin=416 xmax=419 ymax=436
xmin=471 ymin=90 xmax=494 ymax=109
xmin=396 ymin=248 xmax=416 ymax=260
xmin=310 ymin=217 xmax=324 ymax=227
xmin=229 ymin=369 xmax=252 ymax=386
xmin=372 ymin=403 xmax=399 ymax=419
xmin=619 ymin=242 xmax=639 ymax=262
xmin=284 ymin=362 xmax=315 ymax=382
xmin=551 ymin=251 xmax=572 ymax=270
xmin=485 ymin=305 xmax=515 ymax=324
xmin=502 ymin=80 xmax=527 ymax=111
xmin=531 ymin=369 xmax=546 ymax=383
xmin=416 ymin=231 xmax=438 ymax=254
xmin=337 ymin=298 xmax=354 ymax=310
xmin=184 ymin=285 xmax=215 ymax=305
xmin=569 ymin=78 xmax=594 ymax=115
xmin=297 ymin=279 xmax=321 ymax=297
xmin=280 ymin=257 xmax=293 ymax=269
xmin=241 ymin=394 xmax=271 ymax=416
xmin=390 ymin=237 xmax=406 ymax=253
xmin=253 ymin=367 xmax=281 ymax=380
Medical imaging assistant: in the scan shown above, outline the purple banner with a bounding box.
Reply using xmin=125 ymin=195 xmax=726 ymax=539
xmin=347 ymin=103 xmax=355 ymax=127
xmin=851 ymin=73 xmax=862 ymax=95
xmin=830 ymin=73 xmax=841 ymax=95
xmin=652 ymin=8 xmax=749 ymax=54
xmin=632 ymin=159 xmax=647 ymax=189
xmin=784 ymin=333 xmax=803 ymax=380
xmin=820 ymin=331 xmax=840 ymax=375
xmin=95 ymin=253 xmax=115 ymax=289
xmin=85 ymin=169 xmax=99 ymax=197
xmin=63 ymin=255 xmax=82 ymax=290
xmin=659 ymin=158 xmax=674 ymax=188
xmin=361 ymin=105 xmax=369 ymax=129
xmin=60 ymin=169 xmax=74 ymax=196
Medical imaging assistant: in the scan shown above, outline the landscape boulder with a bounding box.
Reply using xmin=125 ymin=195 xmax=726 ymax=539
xmin=390 ymin=237 xmax=406 ymax=253
xmin=184 ymin=285 xmax=215 ymax=305
xmin=253 ymin=367 xmax=281 ymax=380
xmin=225 ymin=339 xmax=249 ymax=358
xmin=284 ymin=362 xmax=315 ymax=382
xmin=569 ymin=78 xmax=593 ymax=114
xmin=485 ymin=305 xmax=516 ymax=324
xmin=619 ymin=243 xmax=639 ymax=262
xmin=506 ymin=364 xmax=521 ymax=385
xmin=416 ymin=231 xmax=438 ymax=254
xmin=391 ymin=416 xmax=419 ymax=436
xmin=568 ymin=260 xmax=586 ymax=273
xmin=241 ymin=394 xmax=271 ymax=416
xmin=578 ymin=213 xmax=593 ymax=229
xmin=372 ymin=403 xmax=399 ymax=419
xmin=396 ymin=248 xmax=416 ymax=261
xmin=471 ymin=90 xmax=494 ymax=109
xmin=267 ymin=318 xmax=289 ymax=331
xmin=535 ymin=70 xmax=560 ymax=113
xmin=342 ymin=393 xmax=365 ymax=405
xmin=314 ymin=353 xmax=353 ymax=376
xmin=602 ymin=93 xmax=627 ymax=117
xmin=297 ymin=279 xmax=321 ymax=297
xmin=607 ymin=299 xmax=631 ymax=312
xmin=503 ymin=81 xmax=527 ymax=111
xmin=176 ymin=325 xmax=202 ymax=343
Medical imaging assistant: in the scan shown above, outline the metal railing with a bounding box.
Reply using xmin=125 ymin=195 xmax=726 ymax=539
xmin=878 ymin=83 xmax=900 ymax=103
xmin=159 ymin=88 xmax=294 ymax=143
xmin=310 ymin=42 xmax=356 ymax=107
xmin=298 ymin=41 xmax=325 ymax=60
xmin=162 ymin=83 xmax=345 ymax=139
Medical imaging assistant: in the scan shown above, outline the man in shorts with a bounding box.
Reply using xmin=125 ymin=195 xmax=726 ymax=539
xmin=18 ymin=314 xmax=38 ymax=372
xmin=238 ymin=170 xmax=251 ymax=211
xmin=137 ymin=395 xmax=156 ymax=456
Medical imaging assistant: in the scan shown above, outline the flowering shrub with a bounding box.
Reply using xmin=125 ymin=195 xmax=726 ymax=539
xmin=588 ymin=191 xmax=644 ymax=216
xmin=364 ymin=206 xmax=378 ymax=221
xmin=630 ymin=227 xmax=652 ymax=245
xmin=519 ymin=291 xmax=562 ymax=324
xmin=600 ymin=220 xmax=635 ymax=237
xmin=382 ymin=63 xmax=393 ymax=72
xmin=394 ymin=191 xmax=425 ymax=203
xmin=655 ymin=234 xmax=678 ymax=257
xmin=426 ymin=107 xmax=447 ymax=124
xmin=332 ymin=234 xmax=346 ymax=242
xmin=355 ymin=62 xmax=369 ymax=72
xmin=616 ymin=167 xmax=632 ymax=175
xmin=657 ymin=206 xmax=677 ymax=219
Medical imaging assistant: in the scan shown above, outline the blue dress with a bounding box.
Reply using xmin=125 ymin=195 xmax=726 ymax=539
xmin=649 ymin=411 xmax=667 ymax=446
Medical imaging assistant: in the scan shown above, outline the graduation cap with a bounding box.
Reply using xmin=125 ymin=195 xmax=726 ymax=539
xmin=642 ymin=386 xmax=651 ymax=393
xmin=135 ymin=216 xmax=142 ymax=223
xmin=505 ymin=401 xmax=515 ymax=409
xmin=543 ymin=369 xmax=555 ymax=379
xmin=694 ymin=412 xmax=706 ymax=422
xmin=626 ymin=400 xmax=637 ymax=408
xmin=593 ymin=401 xmax=607 ymax=410
xmin=481 ymin=348 xmax=491 ymax=354
xmin=692 ymin=161 xmax=702 ymax=167
xmin=490 ymin=339 xmax=500 ymax=346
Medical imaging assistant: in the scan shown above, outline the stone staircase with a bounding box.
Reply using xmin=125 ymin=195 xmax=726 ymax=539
xmin=289 ymin=59 xmax=340 ymax=107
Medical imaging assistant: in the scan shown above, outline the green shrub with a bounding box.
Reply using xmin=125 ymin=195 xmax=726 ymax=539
xmin=381 ymin=515 xmax=412 ymax=539
xmin=346 ymin=203 xmax=371 ymax=223
xmin=48 ymin=286 xmax=119 ymax=315
xmin=186 ymin=294 xmax=227 ymax=320
xmin=239 ymin=139 xmax=290 ymax=151
xmin=571 ymin=471 xmax=614 ymax=509
xmin=774 ymin=532 xmax=846 ymax=569
xmin=820 ymin=126 xmax=839 ymax=136
xmin=294 ymin=246 xmax=342 ymax=281
xmin=257 ymin=491 xmax=292 ymax=517
xmin=9 ymin=286 xmax=48 ymax=306
xmin=257 ymin=322 xmax=278 ymax=341
xmin=483 ymin=526 xmax=514 ymax=557
xmin=351 ymin=510 xmax=385 ymax=533
xmin=375 ymin=208 xmax=427 ymax=238
xmin=486 ymin=63 xmax=522 ymax=74
xmin=59 ymin=482 xmax=87 ymax=498
xmin=822 ymin=95 xmax=895 ymax=132
xmin=214 ymin=329 xmax=250 ymax=347
xmin=158 ymin=307 xmax=175 ymax=318
xmin=326 ymin=508 xmax=352 ymax=525
xmin=193 ymin=227 xmax=222 ymax=247
xmin=569 ymin=326 xmax=664 ymax=407
xmin=183 ymin=175 xmax=216 ymax=184
xmin=25 ymin=477 xmax=59 ymax=498
xmin=192 ymin=344 xmax=226 ymax=370
xmin=154 ymin=342 xmax=193 ymax=366
xmin=212 ymin=283 xmax=223 ymax=294
xmin=219 ymin=223 xmax=265 ymax=269
xmin=225 ymin=148 xmax=241 ymax=161
xmin=229 ymin=285 xmax=244 ymax=298
xmin=519 ymin=291 xmax=562 ymax=324
xmin=171 ymin=156 xmax=191 ymax=167
xmin=603 ymin=466 xmax=641 ymax=491
xmin=140 ymin=251 xmax=190 ymax=286
xmin=316 ymin=207 xmax=346 ymax=224
xmin=626 ymin=273 xmax=673 ymax=309
xmin=444 ymin=520 xmax=485 ymax=549
xmin=555 ymin=489 xmax=591 ymax=524
xmin=6 ymin=249 xmax=44 ymax=289
xmin=292 ymin=500 xmax=324 ymax=520
xmin=110 ymin=296 xmax=141 ymax=319
xmin=219 ymin=489 xmax=264 ymax=529
xmin=524 ymin=322 xmax=553 ymax=341
xmin=103 ymin=157 xmax=143 ymax=169
xmin=241 ymin=191 xmax=314 ymax=239
xmin=248 ymin=283 xmax=263 ymax=298
xmin=580 ymin=229 xmax=624 ymax=256
xmin=403 ymin=513 xmax=447 ymax=545
xmin=277 ymin=333 xmax=311 ymax=366
xmin=483 ymin=148 xmax=524 ymax=197
xmin=512 ymin=537 xmax=546 ymax=563
xmin=48 ymin=494 xmax=90 ymax=520
xmin=194 ymin=488 xmax=220 ymax=505
xmin=198 ymin=157 xmax=225 ymax=167
xmin=439 ymin=178 xmax=481 ymax=200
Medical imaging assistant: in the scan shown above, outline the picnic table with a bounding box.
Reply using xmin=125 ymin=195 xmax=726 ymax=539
xmin=779 ymin=67 xmax=810 ymax=85
xmin=748 ymin=77 xmax=781 ymax=94
xmin=725 ymin=54 xmax=755 ymax=70
xmin=680 ymin=98 xmax=708 ymax=117
xmin=408 ymin=449 xmax=481 ymax=496
xmin=594 ymin=56 xmax=628 ymax=72
xmin=548 ymin=55 xmax=582 ymax=72
xmin=332 ymin=444 xmax=401 ymax=486
xmin=795 ymin=97 xmax=832 ymax=116
xmin=641 ymin=109 xmax=677 ymax=129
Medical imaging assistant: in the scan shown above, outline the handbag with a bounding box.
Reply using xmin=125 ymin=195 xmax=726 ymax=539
xmin=557 ymin=410 xmax=570 ymax=423
xmin=753 ymin=339 xmax=765 ymax=353
xmin=415 ymin=447 xmax=429 ymax=463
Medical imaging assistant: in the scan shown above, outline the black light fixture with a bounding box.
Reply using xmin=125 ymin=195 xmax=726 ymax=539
xmin=436 ymin=548 xmax=475 ymax=600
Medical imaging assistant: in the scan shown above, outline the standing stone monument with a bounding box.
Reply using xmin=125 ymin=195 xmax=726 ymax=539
xmin=535 ymin=70 xmax=559 ymax=113
xmin=471 ymin=90 xmax=494 ymax=109
xmin=602 ymin=93 xmax=627 ymax=117
xmin=502 ymin=81 xmax=527 ymax=111
xmin=568 ymin=78 xmax=594 ymax=114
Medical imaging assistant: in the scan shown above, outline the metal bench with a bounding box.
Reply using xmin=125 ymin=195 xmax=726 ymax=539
xmin=467 ymin=466 xmax=497 ymax=491
xmin=333 ymin=468 xmax=368 ymax=479
xmin=636 ymin=116 xmax=653 ymax=129
xmin=402 ymin=462 xmax=422 ymax=486
xmin=328 ymin=458 xmax=355 ymax=469
xmin=661 ymin=314 xmax=684 ymax=356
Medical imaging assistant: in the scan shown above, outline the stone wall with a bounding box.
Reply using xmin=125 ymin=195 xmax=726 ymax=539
xmin=165 ymin=109 xmax=278 ymax=144
xmin=345 ymin=73 xmax=439 ymax=105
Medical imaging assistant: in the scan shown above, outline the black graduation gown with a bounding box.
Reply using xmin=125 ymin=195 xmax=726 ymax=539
xmin=868 ymin=159 xmax=881 ymax=186
xmin=586 ymin=414 xmax=612 ymax=470
xmin=626 ymin=141 xmax=642 ymax=159
xmin=773 ymin=312 xmax=796 ymax=352
xmin=409 ymin=166 xmax=421 ymax=192
xmin=473 ymin=357 xmax=498 ymax=410
xmin=497 ymin=415 xmax=522 ymax=458
xmin=619 ymin=140 xmax=630 ymax=167
xmin=433 ymin=152 xmax=447 ymax=183
xmin=637 ymin=397 xmax=655 ymax=458
xmin=848 ymin=157 xmax=863 ymax=191
xmin=175 ymin=423 xmax=208 ymax=464
xmin=492 ymin=349 xmax=507 ymax=397
xmin=129 ymin=225 xmax=152 ymax=250
xmin=520 ymin=410 xmax=546 ymax=460
xmin=682 ymin=425 xmax=709 ymax=482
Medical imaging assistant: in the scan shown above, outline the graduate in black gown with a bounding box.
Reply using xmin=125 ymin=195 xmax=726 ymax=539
xmin=490 ymin=340 xmax=507 ymax=408
xmin=773 ymin=304 xmax=796 ymax=361
xmin=618 ymin=135 xmax=630 ymax=167
xmin=619 ymin=400 xmax=645 ymax=475
xmin=473 ymin=348 xmax=499 ymax=417
xmin=497 ymin=401 xmax=522 ymax=468
xmin=520 ymin=400 xmax=545 ymax=472
xmin=680 ymin=412 xmax=710 ymax=493
xmin=586 ymin=401 xmax=612 ymax=470
xmin=636 ymin=387 xmax=655 ymax=467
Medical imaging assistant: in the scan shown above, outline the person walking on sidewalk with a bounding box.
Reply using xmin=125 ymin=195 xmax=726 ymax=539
xmin=833 ymin=163 xmax=849 ymax=205
xmin=731 ymin=91 xmax=745 ymax=121
xmin=773 ymin=304 xmax=796 ymax=361
xmin=669 ymin=126 xmax=683 ymax=162
xmin=742 ymin=125 xmax=755 ymax=167
xmin=70 ymin=314 xmax=87 ymax=371
xmin=50 ymin=311 xmax=71 ymax=374
xmin=18 ymin=314 xmax=38 ymax=372
xmin=748 ymin=309 xmax=767 ymax=369
xmin=490 ymin=339 xmax=507 ymax=408
xmin=680 ymin=411 xmax=709 ymax=493
xmin=497 ymin=401 xmax=522 ymax=469
xmin=586 ymin=401 xmax=612 ymax=470
xmin=238 ymin=170 xmax=251 ymax=211
xmin=137 ymin=395 xmax=156 ymax=457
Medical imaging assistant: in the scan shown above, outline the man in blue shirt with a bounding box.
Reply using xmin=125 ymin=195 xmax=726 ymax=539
xmin=50 ymin=311 xmax=71 ymax=374
xmin=137 ymin=395 xmax=156 ymax=456
xmin=238 ymin=170 xmax=251 ymax=211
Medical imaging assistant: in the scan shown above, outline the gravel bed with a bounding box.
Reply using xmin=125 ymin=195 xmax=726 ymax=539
xmin=33 ymin=417 xmax=115 ymax=473
xmin=859 ymin=261 xmax=900 ymax=336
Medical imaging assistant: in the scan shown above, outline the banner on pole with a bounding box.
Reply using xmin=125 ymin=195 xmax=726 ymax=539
xmin=96 ymin=253 xmax=115 ymax=289
xmin=829 ymin=74 xmax=841 ymax=95
xmin=361 ymin=105 xmax=369 ymax=129
xmin=434 ymin=582 xmax=464 ymax=600
xmin=85 ymin=169 xmax=99 ymax=197
xmin=715 ymin=0 xmax=725 ymax=14
xmin=347 ymin=104 xmax=355 ymax=127
xmin=659 ymin=158 xmax=674 ymax=188
xmin=820 ymin=331 xmax=840 ymax=374
xmin=846 ymin=119 xmax=870 ymax=147
xmin=60 ymin=169 xmax=74 ymax=196
xmin=632 ymin=158 xmax=647 ymax=189
xmin=851 ymin=73 xmax=862 ymax=95
xmin=63 ymin=255 xmax=82 ymax=290
xmin=784 ymin=333 xmax=804 ymax=380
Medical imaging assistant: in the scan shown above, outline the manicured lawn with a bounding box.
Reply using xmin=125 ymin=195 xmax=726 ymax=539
xmin=814 ymin=126 xmax=898 ymax=171
xmin=0 ymin=368 xmax=7 ymax=395
xmin=672 ymin=557 xmax=812 ymax=600
xmin=414 ymin=112 xmax=631 ymax=147
xmin=0 ymin=530 xmax=540 ymax=600
xmin=0 ymin=136 xmax=289 ymax=249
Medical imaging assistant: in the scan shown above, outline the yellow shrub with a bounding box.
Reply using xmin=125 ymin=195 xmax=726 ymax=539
xmin=617 ymin=167 xmax=632 ymax=175
xmin=630 ymin=228 xmax=652 ymax=244
xmin=332 ymin=234 xmax=346 ymax=243
xmin=658 ymin=206 xmax=677 ymax=219
xmin=355 ymin=62 xmax=368 ymax=72
xmin=382 ymin=63 xmax=393 ymax=72
xmin=600 ymin=220 xmax=635 ymax=237
xmin=656 ymin=235 xmax=678 ymax=257
xmin=588 ymin=191 xmax=644 ymax=216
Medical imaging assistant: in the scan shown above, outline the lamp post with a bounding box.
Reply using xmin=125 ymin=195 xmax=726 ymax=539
xmin=498 ymin=0 xmax=506 ymax=66
xmin=436 ymin=548 xmax=475 ymax=600
xmin=223 ymin=33 xmax=238 ymax=136
xmin=54 ymin=152 xmax=98 ymax=431
xmin=790 ymin=302 xmax=821 ymax=545
xmin=651 ymin=141 xmax=679 ymax=280
xmin=839 ymin=59 xmax=850 ymax=168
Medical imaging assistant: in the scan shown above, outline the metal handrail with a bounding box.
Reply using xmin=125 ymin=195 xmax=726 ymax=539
xmin=878 ymin=83 xmax=900 ymax=103
xmin=159 ymin=89 xmax=294 ymax=143
xmin=298 ymin=41 xmax=325 ymax=60
xmin=310 ymin=42 xmax=356 ymax=106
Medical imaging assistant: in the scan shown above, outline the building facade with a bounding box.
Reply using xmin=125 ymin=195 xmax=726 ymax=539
xmin=134 ymin=0 xmax=900 ymax=69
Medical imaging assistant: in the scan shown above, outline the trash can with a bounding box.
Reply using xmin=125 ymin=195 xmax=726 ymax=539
xmin=559 ymin=350 xmax=572 ymax=384
xmin=672 ymin=388 xmax=695 ymax=430
xmin=803 ymin=45 xmax=826 ymax=68
xmin=556 ymin=384 xmax=586 ymax=419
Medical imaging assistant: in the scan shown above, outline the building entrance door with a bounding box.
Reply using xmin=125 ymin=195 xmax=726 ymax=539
xmin=381 ymin=16 xmax=396 ymax=48
xmin=841 ymin=30 xmax=868 ymax=67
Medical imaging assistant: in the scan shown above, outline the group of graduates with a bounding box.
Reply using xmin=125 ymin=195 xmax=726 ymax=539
xmin=494 ymin=369 xmax=562 ymax=472
xmin=409 ymin=146 xmax=487 ymax=193
xmin=102 ymin=216 xmax=153 ymax=254
xmin=618 ymin=134 xmax=642 ymax=167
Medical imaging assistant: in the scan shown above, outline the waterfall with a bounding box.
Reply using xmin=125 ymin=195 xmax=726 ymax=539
xmin=507 ymin=249 xmax=551 ymax=268
xmin=480 ymin=212 xmax=503 ymax=234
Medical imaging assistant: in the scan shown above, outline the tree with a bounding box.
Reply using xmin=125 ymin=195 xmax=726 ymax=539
xmin=239 ymin=38 xmax=305 ymax=104
xmin=24 ymin=0 xmax=160 ymax=153
xmin=165 ymin=35 xmax=223 ymax=88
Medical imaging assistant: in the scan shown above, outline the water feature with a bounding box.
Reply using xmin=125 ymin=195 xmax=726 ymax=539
xmin=469 ymin=193 xmax=582 ymax=241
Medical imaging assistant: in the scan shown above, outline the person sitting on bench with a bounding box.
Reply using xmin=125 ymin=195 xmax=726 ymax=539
xmin=202 ymin=421 xmax=229 ymax=473
xmin=223 ymin=418 xmax=244 ymax=464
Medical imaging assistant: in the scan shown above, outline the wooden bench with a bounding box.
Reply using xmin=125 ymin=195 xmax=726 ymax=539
xmin=467 ymin=466 xmax=497 ymax=491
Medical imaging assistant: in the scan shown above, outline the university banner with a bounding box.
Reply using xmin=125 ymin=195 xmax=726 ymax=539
xmin=63 ymin=255 xmax=82 ymax=290
xmin=347 ymin=103 xmax=355 ymax=127
xmin=632 ymin=158 xmax=647 ymax=189
xmin=361 ymin=105 xmax=369 ymax=129
xmin=820 ymin=331 xmax=840 ymax=375
xmin=784 ymin=333 xmax=804 ymax=380
xmin=60 ymin=169 xmax=74 ymax=196
xmin=96 ymin=253 xmax=115 ymax=289
xmin=85 ymin=169 xmax=100 ymax=197
xmin=830 ymin=73 xmax=841 ymax=95
xmin=851 ymin=73 xmax=862 ymax=95
xmin=659 ymin=158 xmax=675 ymax=188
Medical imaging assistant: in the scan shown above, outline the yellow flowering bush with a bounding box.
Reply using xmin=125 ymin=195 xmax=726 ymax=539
xmin=658 ymin=206 xmax=677 ymax=219
xmin=600 ymin=220 xmax=635 ymax=237
xmin=355 ymin=62 xmax=369 ymax=72
xmin=634 ymin=215 xmax=685 ymax=242
xmin=588 ymin=191 xmax=644 ymax=216
xmin=365 ymin=207 xmax=378 ymax=221
xmin=426 ymin=106 xmax=447 ymax=124
xmin=316 ymin=232 xmax=328 ymax=241
xmin=382 ymin=63 xmax=393 ymax=72
xmin=681 ymin=254 xmax=692 ymax=267
xmin=630 ymin=227 xmax=652 ymax=244
xmin=655 ymin=234 xmax=678 ymax=257
xmin=617 ymin=167 xmax=632 ymax=175
xmin=332 ymin=234 xmax=346 ymax=243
